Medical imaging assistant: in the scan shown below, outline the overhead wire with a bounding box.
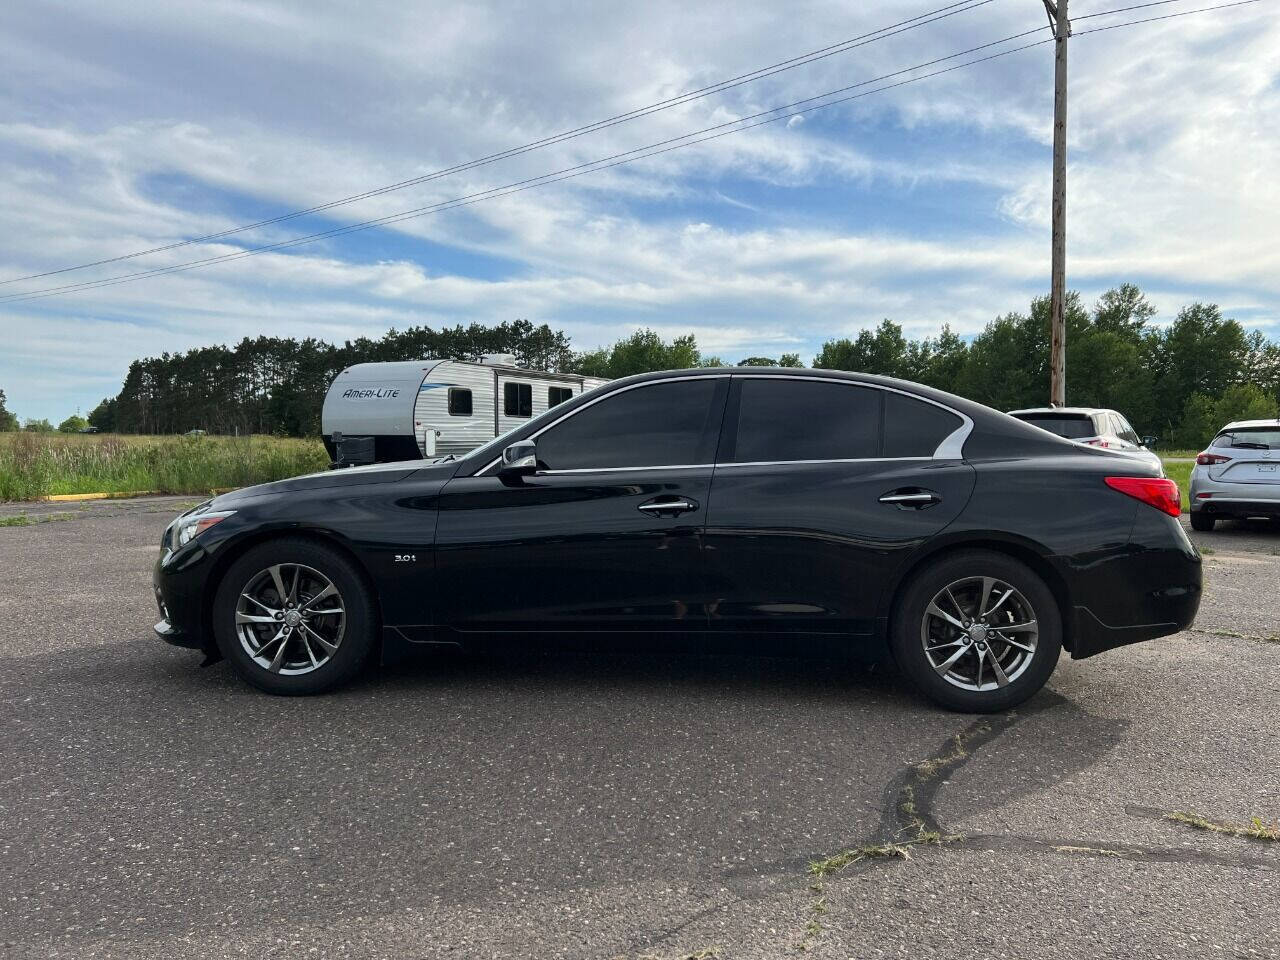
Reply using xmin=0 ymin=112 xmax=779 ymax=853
xmin=0 ymin=0 xmax=997 ymax=285
xmin=0 ymin=0 xmax=1263 ymax=305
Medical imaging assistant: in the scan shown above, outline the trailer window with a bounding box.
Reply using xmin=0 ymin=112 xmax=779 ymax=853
xmin=448 ymin=388 xmax=473 ymax=416
xmin=548 ymin=386 xmax=573 ymax=408
xmin=504 ymin=382 xmax=532 ymax=417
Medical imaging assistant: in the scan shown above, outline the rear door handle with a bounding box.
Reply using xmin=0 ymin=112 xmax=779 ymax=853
xmin=638 ymin=496 xmax=699 ymax=517
xmin=879 ymin=489 xmax=941 ymax=509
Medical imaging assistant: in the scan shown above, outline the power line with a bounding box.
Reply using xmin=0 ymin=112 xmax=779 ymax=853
xmin=0 ymin=0 xmax=996 ymax=286
xmin=1072 ymin=0 xmax=1230 ymax=20
xmin=1 ymin=0 xmax=1262 ymax=305
xmin=0 ymin=27 xmax=1054 ymax=305
xmin=1073 ymin=0 xmax=1261 ymax=32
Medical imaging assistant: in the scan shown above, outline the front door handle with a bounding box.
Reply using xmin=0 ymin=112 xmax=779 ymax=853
xmin=638 ymin=496 xmax=699 ymax=517
xmin=879 ymin=488 xmax=941 ymax=509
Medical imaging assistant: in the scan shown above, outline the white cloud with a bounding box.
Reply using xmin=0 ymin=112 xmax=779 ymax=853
xmin=0 ymin=0 xmax=1277 ymax=420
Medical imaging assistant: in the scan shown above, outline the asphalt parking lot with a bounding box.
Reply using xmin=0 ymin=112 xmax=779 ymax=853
xmin=1 ymin=497 xmax=1278 ymax=959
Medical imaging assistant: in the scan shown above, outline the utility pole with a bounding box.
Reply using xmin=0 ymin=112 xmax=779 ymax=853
xmin=1043 ymin=0 xmax=1069 ymax=406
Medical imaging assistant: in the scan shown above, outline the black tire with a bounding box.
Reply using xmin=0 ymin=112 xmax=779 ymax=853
xmin=1189 ymin=511 xmax=1216 ymax=532
xmin=890 ymin=549 xmax=1062 ymax=713
xmin=213 ymin=537 xmax=377 ymax=695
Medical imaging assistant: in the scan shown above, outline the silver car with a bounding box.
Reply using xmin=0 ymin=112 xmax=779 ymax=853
xmin=1007 ymin=407 xmax=1163 ymax=472
xmin=1188 ymin=419 xmax=1280 ymax=531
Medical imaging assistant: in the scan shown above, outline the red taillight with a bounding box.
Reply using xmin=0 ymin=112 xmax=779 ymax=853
xmin=1196 ymin=452 xmax=1231 ymax=466
xmin=1105 ymin=476 xmax=1182 ymax=517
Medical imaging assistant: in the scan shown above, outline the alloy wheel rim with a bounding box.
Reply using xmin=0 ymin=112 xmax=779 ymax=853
xmin=920 ymin=576 xmax=1039 ymax=692
xmin=235 ymin=563 xmax=346 ymax=676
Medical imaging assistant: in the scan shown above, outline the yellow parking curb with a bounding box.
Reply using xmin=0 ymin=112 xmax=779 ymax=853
xmin=43 ymin=491 xmax=157 ymax=502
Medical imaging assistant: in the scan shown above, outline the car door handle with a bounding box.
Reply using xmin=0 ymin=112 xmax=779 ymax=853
xmin=879 ymin=489 xmax=941 ymax=509
xmin=638 ymin=496 xmax=699 ymax=517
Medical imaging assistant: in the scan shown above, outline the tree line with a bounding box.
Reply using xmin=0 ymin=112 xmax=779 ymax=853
xmin=3 ymin=284 xmax=1276 ymax=447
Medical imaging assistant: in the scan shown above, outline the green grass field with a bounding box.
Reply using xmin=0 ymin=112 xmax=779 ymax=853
xmin=0 ymin=432 xmax=1199 ymax=511
xmin=1163 ymin=459 xmax=1194 ymax=513
xmin=0 ymin=433 xmax=329 ymax=501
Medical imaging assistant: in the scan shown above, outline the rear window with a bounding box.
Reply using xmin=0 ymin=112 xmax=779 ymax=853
xmin=1212 ymin=427 xmax=1280 ymax=450
xmin=1012 ymin=413 xmax=1096 ymax=440
xmin=883 ymin=392 xmax=963 ymax=457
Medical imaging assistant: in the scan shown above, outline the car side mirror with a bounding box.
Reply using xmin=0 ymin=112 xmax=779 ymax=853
xmin=498 ymin=440 xmax=538 ymax=481
xmin=1141 ymin=435 xmax=1158 ymax=447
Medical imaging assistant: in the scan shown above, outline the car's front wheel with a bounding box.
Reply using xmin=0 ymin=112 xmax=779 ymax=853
xmin=891 ymin=550 xmax=1062 ymax=712
xmin=213 ymin=538 xmax=376 ymax=695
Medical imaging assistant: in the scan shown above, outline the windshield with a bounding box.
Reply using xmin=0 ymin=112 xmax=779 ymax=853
xmin=1212 ymin=427 xmax=1280 ymax=450
xmin=1012 ymin=414 xmax=1096 ymax=440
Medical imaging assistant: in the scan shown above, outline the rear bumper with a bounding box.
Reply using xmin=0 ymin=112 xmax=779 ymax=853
xmin=1190 ymin=497 xmax=1280 ymax=519
xmin=1063 ymin=511 xmax=1202 ymax=660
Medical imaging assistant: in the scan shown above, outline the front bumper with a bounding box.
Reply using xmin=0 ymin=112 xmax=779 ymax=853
xmin=153 ymin=541 xmax=214 ymax=653
xmin=153 ymin=616 xmax=202 ymax=649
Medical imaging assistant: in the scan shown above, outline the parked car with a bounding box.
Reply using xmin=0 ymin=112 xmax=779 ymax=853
xmin=1007 ymin=407 xmax=1163 ymax=472
xmin=1188 ymin=419 xmax=1280 ymax=531
xmin=153 ymin=369 xmax=1201 ymax=712
xmin=185 ymin=429 xmax=207 ymax=436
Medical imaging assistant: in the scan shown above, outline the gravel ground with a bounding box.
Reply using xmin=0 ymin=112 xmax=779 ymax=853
xmin=0 ymin=498 xmax=1277 ymax=959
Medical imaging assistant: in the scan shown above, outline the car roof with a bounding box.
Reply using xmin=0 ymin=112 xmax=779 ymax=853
xmin=1007 ymin=407 xmax=1109 ymax=416
xmin=606 ymin=366 xmax=1071 ymax=440
xmin=1219 ymin=419 xmax=1280 ymax=430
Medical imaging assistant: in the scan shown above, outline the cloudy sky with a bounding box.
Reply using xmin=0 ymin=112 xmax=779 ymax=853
xmin=1 ymin=0 xmax=1277 ymax=422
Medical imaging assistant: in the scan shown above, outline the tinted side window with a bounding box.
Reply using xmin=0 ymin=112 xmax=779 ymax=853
xmin=732 ymin=379 xmax=880 ymax=463
xmin=503 ymin=382 xmax=532 ymax=417
xmin=548 ymin=386 xmax=573 ymax=408
xmin=448 ymin=388 xmax=472 ymax=416
xmin=537 ymin=379 xmax=720 ymax=470
xmin=883 ymin=392 xmax=962 ymax=457
xmin=1115 ymin=415 xmax=1140 ymax=445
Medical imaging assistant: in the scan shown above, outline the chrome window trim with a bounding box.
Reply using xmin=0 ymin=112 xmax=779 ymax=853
xmin=471 ymin=373 xmax=972 ymax=475
xmin=716 ymin=456 xmax=932 ymax=470
xmin=539 ymin=464 xmax=715 ymax=475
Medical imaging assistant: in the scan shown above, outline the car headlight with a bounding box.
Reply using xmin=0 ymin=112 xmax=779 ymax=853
xmin=174 ymin=509 xmax=235 ymax=547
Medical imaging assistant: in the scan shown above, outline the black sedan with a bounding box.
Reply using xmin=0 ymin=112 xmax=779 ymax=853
xmin=153 ymin=368 xmax=1201 ymax=712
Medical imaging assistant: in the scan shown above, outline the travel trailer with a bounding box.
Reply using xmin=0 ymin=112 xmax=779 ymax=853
xmin=321 ymin=355 xmax=609 ymax=466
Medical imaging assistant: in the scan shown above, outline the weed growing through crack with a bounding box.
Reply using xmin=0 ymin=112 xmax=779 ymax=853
xmin=1165 ymin=811 xmax=1280 ymax=842
xmin=1052 ymin=844 xmax=1128 ymax=858
xmin=624 ymin=947 xmax=721 ymax=960
xmin=1192 ymin=627 xmax=1280 ymax=644
xmin=0 ymin=512 xmax=76 ymax=527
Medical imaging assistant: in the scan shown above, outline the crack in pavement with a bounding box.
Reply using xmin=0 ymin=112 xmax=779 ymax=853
xmin=794 ymin=697 xmax=1277 ymax=949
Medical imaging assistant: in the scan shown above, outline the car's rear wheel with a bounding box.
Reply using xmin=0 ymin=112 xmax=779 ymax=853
xmin=213 ymin=538 xmax=376 ymax=695
xmin=891 ymin=550 xmax=1062 ymax=712
xmin=1189 ymin=511 xmax=1215 ymax=532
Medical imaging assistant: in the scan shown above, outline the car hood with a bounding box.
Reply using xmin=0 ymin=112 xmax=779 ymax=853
xmin=213 ymin=457 xmax=461 ymax=506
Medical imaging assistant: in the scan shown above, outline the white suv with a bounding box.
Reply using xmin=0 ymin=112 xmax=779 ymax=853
xmin=1007 ymin=407 xmax=1163 ymax=472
